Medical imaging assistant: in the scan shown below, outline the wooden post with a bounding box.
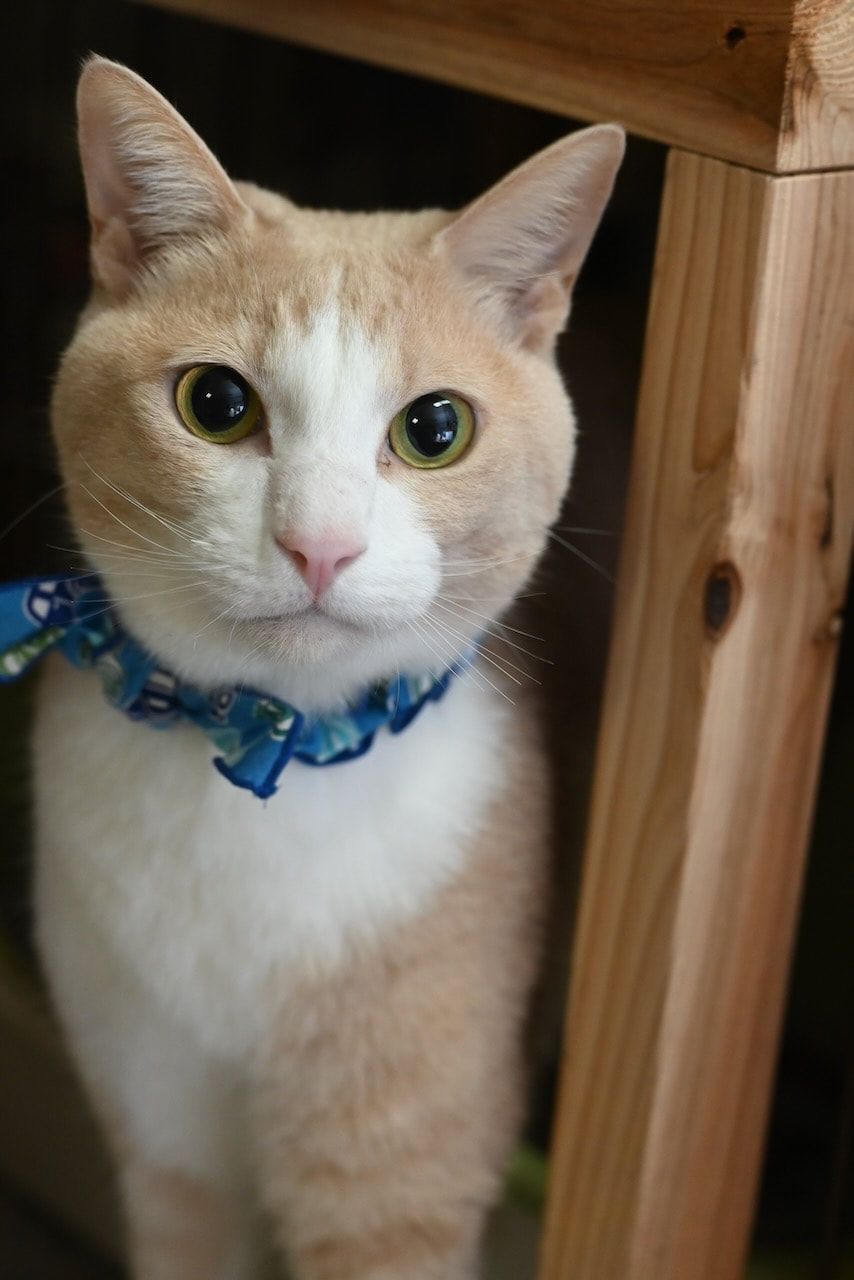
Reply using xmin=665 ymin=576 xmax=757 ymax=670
xmin=539 ymin=152 xmax=854 ymax=1280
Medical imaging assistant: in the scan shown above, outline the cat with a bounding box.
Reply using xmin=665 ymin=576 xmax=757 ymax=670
xmin=30 ymin=55 xmax=623 ymax=1280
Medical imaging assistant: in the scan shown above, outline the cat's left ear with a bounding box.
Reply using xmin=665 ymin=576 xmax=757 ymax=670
xmin=435 ymin=125 xmax=625 ymax=352
xmin=77 ymin=56 xmax=250 ymax=296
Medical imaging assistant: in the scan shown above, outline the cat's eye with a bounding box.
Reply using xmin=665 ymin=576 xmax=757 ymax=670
xmin=388 ymin=392 xmax=475 ymax=469
xmin=175 ymin=365 xmax=263 ymax=444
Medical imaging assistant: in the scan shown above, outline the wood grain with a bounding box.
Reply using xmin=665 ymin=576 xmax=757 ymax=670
xmin=539 ymin=151 xmax=854 ymax=1280
xmin=780 ymin=0 xmax=854 ymax=169
xmin=136 ymin=0 xmax=854 ymax=172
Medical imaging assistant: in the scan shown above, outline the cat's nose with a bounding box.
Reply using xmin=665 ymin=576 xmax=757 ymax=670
xmin=276 ymin=532 xmax=366 ymax=598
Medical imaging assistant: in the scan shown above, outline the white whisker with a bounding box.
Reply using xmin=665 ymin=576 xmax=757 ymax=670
xmin=407 ymin=617 xmax=490 ymax=699
xmin=49 ymin=545 xmax=203 ymax=573
xmin=190 ymin=603 xmax=236 ymax=645
xmin=435 ymin=595 xmax=549 ymax=650
xmin=76 ymin=530 xmax=195 ymax=563
xmin=420 ymin=615 xmax=514 ymax=705
xmin=446 ymin=591 xmax=546 ymax=603
xmin=88 ymin=581 xmax=208 ymax=607
xmin=79 ymin=483 xmax=185 ymax=557
xmin=425 ymin=611 xmax=529 ymax=687
xmin=547 ymin=530 xmax=614 ymax=583
xmin=74 ymin=582 xmax=208 ymax=625
xmin=555 ymin=525 xmax=618 ymax=537
xmin=79 ymin=458 xmax=198 ymax=546
xmin=440 ymin=548 xmax=543 ymax=579
xmin=57 ymin=566 xmax=202 ymax=581
xmin=0 ymin=480 xmax=66 ymax=543
xmin=226 ymin=615 xmax=241 ymax=653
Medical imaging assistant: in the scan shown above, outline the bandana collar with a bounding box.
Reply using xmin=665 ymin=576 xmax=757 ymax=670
xmin=0 ymin=574 xmax=461 ymax=800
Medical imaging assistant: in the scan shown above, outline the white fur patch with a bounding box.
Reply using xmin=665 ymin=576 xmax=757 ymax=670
xmin=34 ymin=660 xmax=507 ymax=1065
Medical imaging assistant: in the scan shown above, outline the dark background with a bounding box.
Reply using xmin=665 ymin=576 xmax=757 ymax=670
xmin=0 ymin=1 xmax=851 ymax=1276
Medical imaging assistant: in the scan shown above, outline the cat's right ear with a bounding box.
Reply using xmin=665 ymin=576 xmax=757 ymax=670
xmin=77 ymin=56 xmax=250 ymax=296
xmin=434 ymin=125 xmax=625 ymax=354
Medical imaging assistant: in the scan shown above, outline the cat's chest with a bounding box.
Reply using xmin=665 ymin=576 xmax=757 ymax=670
xmin=33 ymin=659 xmax=506 ymax=1057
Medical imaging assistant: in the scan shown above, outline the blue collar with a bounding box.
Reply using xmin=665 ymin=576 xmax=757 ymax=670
xmin=0 ymin=574 xmax=462 ymax=800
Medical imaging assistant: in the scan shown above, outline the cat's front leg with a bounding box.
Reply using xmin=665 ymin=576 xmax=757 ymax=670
xmin=35 ymin=865 xmax=269 ymax=1280
xmin=252 ymin=833 xmax=546 ymax=1280
xmin=255 ymin=961 xmax=490 ymax=1279
xmin=118 ymin=1160 xmax=267 ymax=1280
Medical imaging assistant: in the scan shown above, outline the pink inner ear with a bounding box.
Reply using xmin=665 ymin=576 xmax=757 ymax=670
xmin=435 ymin=125 xmax=624 ymax=350
xmin=81 ymin=122 xmax=144 ymax=294
xmin=81 ymin=117 xmax=135 ymax=223
xmin=76 ymin=58 xmax=249 ymax=295
xmin=89 ymin=217 xmax=141 ymax=296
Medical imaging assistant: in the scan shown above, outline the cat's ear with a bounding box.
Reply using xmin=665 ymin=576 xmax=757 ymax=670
xmin=435 ymin=125 xmax=625 ymax=352
xmin=77 ymin=56 xmax=250 ymax=295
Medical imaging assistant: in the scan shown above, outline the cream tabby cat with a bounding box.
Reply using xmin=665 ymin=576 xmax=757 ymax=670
xmin=32 ymin=57 xmax=623 ymax=1280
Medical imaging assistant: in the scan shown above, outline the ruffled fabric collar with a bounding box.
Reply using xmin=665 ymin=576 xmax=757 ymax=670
xmin=0 ymin=573 xmax=462 ymax=800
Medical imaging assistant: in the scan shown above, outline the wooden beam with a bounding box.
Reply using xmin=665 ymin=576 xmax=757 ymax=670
xmin=135 ymin=0 xmax=854 ymax=172
xmin=539 ymin=151 xmax=854 ymax=1280
xmin=781 ymin=0 xmax=854 ymax=170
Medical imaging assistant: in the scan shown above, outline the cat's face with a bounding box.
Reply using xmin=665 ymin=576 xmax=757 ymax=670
xmin=52 ymin=59 xmax=623 ymax=710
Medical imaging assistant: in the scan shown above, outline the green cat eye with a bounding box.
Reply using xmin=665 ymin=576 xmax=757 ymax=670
xmin=175 ymin=365 xmax=263 ymax=444
xmin=389 ymin=392 xmax=475 ymax=469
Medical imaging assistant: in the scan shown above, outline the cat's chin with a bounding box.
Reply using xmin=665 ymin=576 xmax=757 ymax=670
xmin=239 ymin=602 xmax=403 ymax=647
xmin=242 ymin=605 xmax=358 ymax=633
xmin=227 ymin=605 xmax=418 ymax=686
xmin=211 ymin=611 xmax=451 ymax=714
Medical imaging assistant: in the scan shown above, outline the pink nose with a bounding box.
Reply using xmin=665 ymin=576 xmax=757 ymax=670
xmin=276 ymin=533 xmax=366 ymax=598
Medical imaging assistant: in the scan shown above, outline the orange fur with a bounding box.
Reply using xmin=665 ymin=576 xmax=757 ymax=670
xmin=36 ymin=56 xmax=622 ymax=1280
xmin=123 ymin=1166 xmax=235 ymax=1280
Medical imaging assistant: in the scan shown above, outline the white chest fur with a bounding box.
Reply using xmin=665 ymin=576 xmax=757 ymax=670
xmin=32 ymin=658 xmax=506 ymax=1059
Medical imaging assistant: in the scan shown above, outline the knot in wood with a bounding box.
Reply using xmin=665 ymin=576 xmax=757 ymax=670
xmin=704 ymin=562 xmax=741 ymax=638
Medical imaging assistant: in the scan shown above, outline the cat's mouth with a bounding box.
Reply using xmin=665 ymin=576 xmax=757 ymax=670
xmin=239 ymin=598 xmax=418 ymax=644
xmin=242 ymin=603 xmax=367 ymax=633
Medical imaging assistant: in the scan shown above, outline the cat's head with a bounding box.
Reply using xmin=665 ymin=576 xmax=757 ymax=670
xmin=52 ymin=57 xmax=623 ymax=710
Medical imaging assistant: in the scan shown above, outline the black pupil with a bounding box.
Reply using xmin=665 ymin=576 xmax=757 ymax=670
xmin=405 ymin=395 xmax=458 ymax=457
xmin=190 ymin=367 xmax=249 ymax=432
